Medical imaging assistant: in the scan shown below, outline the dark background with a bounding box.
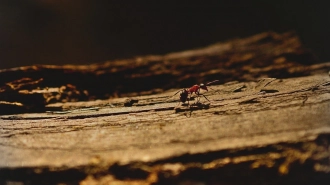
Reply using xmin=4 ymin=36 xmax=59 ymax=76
xmin=0 ymin=0 xmax=329 ymax=69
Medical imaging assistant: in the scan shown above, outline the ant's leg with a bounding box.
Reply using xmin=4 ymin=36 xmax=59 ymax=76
xmin=197 ymin=90 xmax=210 ymax=102
xmin=187 ymin=94 xmax=192 ymax=107
xmin=194 ymin=90 xmax=200 ymax=103
xmin=166 ymin=89 xmax=183 ymax=102
xmin=196 ymin=95 xmax=201 ymax=103
xmin=188 ymin=95 xmax=191 ymax=106
xmin=200 ymin=94 xmax=210 ymax=102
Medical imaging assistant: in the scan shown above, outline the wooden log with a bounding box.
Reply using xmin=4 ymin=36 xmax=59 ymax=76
xmin=0 ymin=32 xmax=329 ymax=184
xmin=0 ymin=73 xmax=329 ymax=184
xmin=1 ymin=32 xmax=328 ymax=115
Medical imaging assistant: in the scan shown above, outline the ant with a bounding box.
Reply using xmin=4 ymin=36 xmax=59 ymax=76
xmin=169 ymin=80 xmax=219 ymax=105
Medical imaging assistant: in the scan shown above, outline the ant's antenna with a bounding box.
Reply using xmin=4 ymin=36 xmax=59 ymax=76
xmin=206 ymin=80 xmax=219 ymax=85
xmin=206 ymin=80 xmax=220 ymax=94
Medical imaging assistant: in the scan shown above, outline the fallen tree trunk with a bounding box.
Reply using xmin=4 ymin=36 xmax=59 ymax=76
xmin=0 ymin=32 xmax=330 ymax=185
xmin=1 ymin=32 xmax=329 ymax=115
xmin=0 ymin=73 xmax=330 ymax=184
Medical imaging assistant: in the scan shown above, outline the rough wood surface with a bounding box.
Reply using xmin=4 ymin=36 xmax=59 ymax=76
xmin=0 ymin=32 xmax=330 ymax=184
xmin=1 ymin=32 xmax=328 ymax=115
xmin=1 ymin=74 xmax=330 ymax=184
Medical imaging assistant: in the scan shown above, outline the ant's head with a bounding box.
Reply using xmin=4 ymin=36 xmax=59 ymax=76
xmin=200 ymin=83 xmax=208 ymax=91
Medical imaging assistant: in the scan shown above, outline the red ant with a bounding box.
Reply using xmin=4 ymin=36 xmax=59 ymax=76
xmin=169 ymin=80 xmax=219 ymax=105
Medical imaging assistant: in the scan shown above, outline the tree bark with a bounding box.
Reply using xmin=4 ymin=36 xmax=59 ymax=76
xmin=0 ymin=32 xmax=330 ymax=185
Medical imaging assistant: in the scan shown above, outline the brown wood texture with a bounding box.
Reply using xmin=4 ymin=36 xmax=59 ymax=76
xmin=0 ymin=32 xmax=326 ymax=114
xmin=0 ymin=32 xmax=330 ymax=184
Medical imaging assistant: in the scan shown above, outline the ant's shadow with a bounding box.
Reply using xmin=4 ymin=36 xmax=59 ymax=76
xmin=174 ymin=102 xmax=210 ymax=117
